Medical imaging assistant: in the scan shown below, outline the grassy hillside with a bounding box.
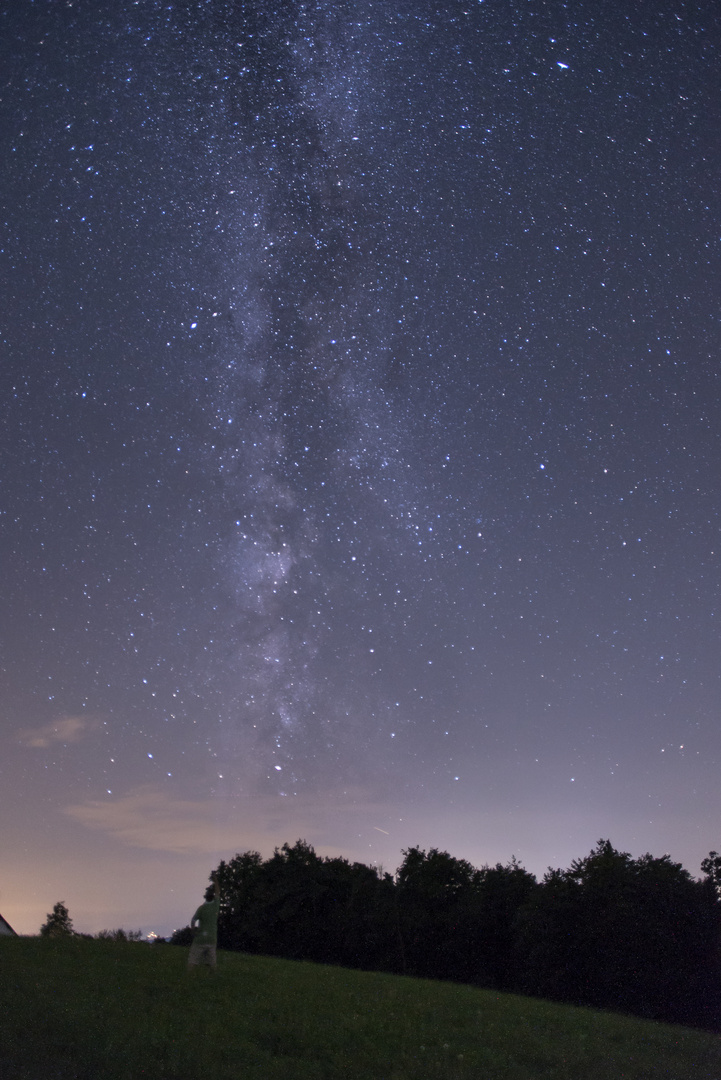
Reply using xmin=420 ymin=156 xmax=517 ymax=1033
xmin=1 ymin=937 xmax=719 ymax=1079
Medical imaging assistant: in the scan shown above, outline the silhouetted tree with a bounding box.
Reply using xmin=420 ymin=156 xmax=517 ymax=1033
xmin=215 ymin=850 xmax=265 ymax=952
xmin=195 ymin=835 xmax=720 ymax=1032
xmin=252 ymin=839 xmax=329 ymax=960
xmin=213 ymin=841 xmax=399 ymax=971
xmin=473 ymin=858 xmax=538 ymax=989
xmin=515 ymin=839 xmax=720 ymax=1026
xmin=331 ymin=859 xmax=400 ymax=972
xmin=95 ymin=928 xmax=143 ymax=942
xmin=169 ymin=925 xmax=193 ymax=946
xmin=396 ymin=847 xmax=480 ymax=981
xmin=701 ymin=851 xmax=721 ymax=898
xmin=306 ymin=853 xmax=398 ymax=971
xmin=40 ymin=901 xmax=74 ymax=938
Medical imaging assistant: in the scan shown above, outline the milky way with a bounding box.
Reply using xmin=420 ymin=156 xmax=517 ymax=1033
xmin=2 ymin=0 xmax=720 ymax=934
xmin=203 ymin=5 xmax=427 ymax=791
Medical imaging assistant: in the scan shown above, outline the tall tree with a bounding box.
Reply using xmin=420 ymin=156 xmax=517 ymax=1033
xmin=701 ymin=851 xmax=721 ymax=898
xmin=214 ymin=850 xmax=265 ymax=952
xmin=213 ymin=841 xmax=398 ymax=970
xmin=40 ymin=901 xmax=74 ymax=938
xmin=473 ymin=858 xmax=538 ymax=990
xmin=396 ymin=847 xmax=480 ymax=981
xmin=515 ymin=839 xmax=720 ymax=1026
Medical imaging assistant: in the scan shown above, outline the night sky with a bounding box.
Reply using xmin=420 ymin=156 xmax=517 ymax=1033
xmin=2 ymin=0 xmax=720 ymax=938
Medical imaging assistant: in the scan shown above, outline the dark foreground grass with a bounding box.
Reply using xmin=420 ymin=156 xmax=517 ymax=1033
xmin=1 ymin=937 xmax=719 ymax=1080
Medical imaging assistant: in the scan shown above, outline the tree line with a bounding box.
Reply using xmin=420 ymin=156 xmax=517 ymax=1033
xmin=170 ymin=838 xmax=721 ymax=1031
xmin=40 ymin=902 xmax=143 ymax=943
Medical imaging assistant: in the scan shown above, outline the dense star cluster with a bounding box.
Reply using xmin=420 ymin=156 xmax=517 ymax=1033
xmin=1 ymin=0 xmax=719 ymax=935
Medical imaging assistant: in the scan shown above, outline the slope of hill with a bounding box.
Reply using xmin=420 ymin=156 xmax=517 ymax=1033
xmin=1 ymin=937 xmax=719 ymax=1079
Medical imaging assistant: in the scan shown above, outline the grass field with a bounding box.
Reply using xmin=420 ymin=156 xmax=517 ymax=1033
xmin=1 ymin=936 xmax=720 ymax=1079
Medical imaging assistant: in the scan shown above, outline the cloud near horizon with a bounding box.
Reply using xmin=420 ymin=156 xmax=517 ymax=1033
xmin=19 ymin=715 xmax=100 ymax=748
xmin=63 ymin=785 xmax=396 ymax=858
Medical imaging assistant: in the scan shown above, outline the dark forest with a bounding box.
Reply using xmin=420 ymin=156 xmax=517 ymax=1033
xmin=170 ymin=840 xmax=721 ymax=1032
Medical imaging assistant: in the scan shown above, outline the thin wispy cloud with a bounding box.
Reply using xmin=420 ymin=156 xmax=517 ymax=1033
xmin=65 ymin=788 xmax=239 ymax=854
xmin=19 ymin=716 xmax=99 ymax=748
xmin=64 ymin=785 xmax=395 ymax=857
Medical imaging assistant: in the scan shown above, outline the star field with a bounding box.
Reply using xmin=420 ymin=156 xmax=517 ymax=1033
xmin=1 ymin=0 xmax=720 ymax=936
